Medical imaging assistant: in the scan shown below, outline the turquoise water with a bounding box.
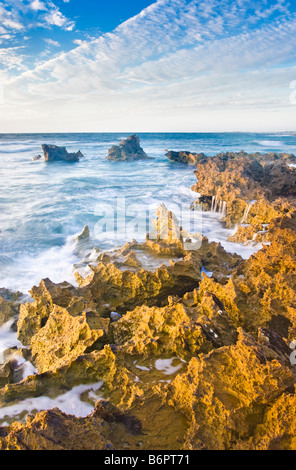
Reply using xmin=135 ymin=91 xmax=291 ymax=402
xmin=0 ymin=132 xmax=295 ymax=294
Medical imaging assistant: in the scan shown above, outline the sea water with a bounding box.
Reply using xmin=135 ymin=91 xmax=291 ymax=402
xmin=0 ymin=131 xmax=295 ymax=295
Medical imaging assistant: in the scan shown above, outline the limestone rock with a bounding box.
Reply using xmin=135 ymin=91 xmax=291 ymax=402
xmin=111 ymin=303 xmax=213 ymax=358
xmin=17 ymin=278 xmax=95 ymax=346
xmin=235 ymin=392 xmax=296 ymax=450
xmin=0 ymin=346 xmax=141 ymax=411
xmin=0 ymin=290 xmax=21 ymax=327
xmin=106 ymin=135 xmax=151 ymax=161
xmin=166 ymin=150 xmax=205 ymax=165
xmin=164 ymin=329 xmax=295 ymax=450
xmin=76 ymin=251 xmax=203 ymax=314
xmin=0 ymin=402 xmax=141 ymax=450
xmin=30 ymin=305 xmax=108 ymax=374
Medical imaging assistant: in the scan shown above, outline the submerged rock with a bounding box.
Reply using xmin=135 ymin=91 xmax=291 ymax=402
xmin=106 ymin=135 xmax=152 ymax=161
xmin=42 ymin=144 xmax=83 ymax=162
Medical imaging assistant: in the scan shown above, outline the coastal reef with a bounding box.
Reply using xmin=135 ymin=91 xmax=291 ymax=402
xmin=1 ymin=150 xmax=296 ymax=450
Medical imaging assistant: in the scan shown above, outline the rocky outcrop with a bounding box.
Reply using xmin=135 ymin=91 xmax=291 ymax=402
xmin=42 ymin=144 xmax=83 ymax=162
xmin=106 ymin=135 xmax=151 ymax=161
xmin=189 ymin=151 xmax=296 ymax=254
xmin=166 ymin=150 xmax=205 ymax=165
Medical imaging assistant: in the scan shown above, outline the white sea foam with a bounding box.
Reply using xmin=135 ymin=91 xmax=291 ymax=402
xmin=0 ymin=320 xmax=22 ymax=358
xmin=0 ymin=320 xmax=36 ymax=381
xmin=0 ymin=237 xmax=79 ymax=295
xmin=0 ymin=382 xmax=104 ymax=425
xmin=154 ymin=358 xmax=184 ymax=375
xmin=256 ymin=140 xmax=285 ymax=147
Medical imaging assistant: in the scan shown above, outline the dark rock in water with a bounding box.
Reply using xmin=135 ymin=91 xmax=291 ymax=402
xmin=166 ymin=150 xmax=206 ymax=165
xmin=42 ymin=144 xmax=83 ymax=163
xmin=32 ymin=155 xmax=42 ymax=161
xmin=106 ymin=135 xmax=152 ymax=161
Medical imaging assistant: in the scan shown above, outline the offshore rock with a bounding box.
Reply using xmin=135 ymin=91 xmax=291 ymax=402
xmin=106 ymin=135 xmax=152 ymax=161
xmin=166 ymin=150 xmax=205 ymax=165
xmin=42 ymin=144 xmax=83 ymax=162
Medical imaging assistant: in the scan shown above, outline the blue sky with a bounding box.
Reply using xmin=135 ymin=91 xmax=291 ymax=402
xmin=0 ymin=0 xmax=296 ymax=132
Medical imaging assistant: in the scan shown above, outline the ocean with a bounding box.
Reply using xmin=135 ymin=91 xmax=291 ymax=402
xmin=1 ymin=131 xmax=295 ymax=296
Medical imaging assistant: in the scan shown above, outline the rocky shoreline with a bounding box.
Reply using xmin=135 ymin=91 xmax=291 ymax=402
xmin=1 ymin=148 xmax=296 ymax=450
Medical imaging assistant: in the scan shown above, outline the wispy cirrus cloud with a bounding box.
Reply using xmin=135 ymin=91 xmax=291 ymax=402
xmin=0 ymin=0 xmax=75 ymax=78
xmin=0 ymin=0 xmax=75 ymax=41
xmin=1 ymin=0 xmax=296 ymax=131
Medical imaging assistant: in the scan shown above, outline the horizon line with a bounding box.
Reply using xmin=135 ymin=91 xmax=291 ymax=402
xmin=0 ymin=130 xmax=295 ymax=135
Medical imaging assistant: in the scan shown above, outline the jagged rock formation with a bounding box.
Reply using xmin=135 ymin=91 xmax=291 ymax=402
xmin=42 ymin=144 xmax=83 ymax=162
xmin=106 ymin=135 xmax=151 ymax=161
xmin=164 ymin=328 xmax=295 ymax=450
xmin=0 ymin=402 xmax=142 ymax=450
xmin=191 ymin=152 xmax=296 ymax=227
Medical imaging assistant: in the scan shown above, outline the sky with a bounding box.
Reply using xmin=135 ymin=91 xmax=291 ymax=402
xmin=0 ymin=0 xmax=296 ymax=132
